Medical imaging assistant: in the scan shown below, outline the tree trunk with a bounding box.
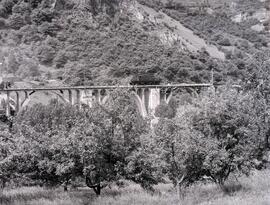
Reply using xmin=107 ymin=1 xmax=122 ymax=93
xmin=64 ymin=184 xmax=68 ymax=192
xmin=0 ymin=179 xmax=6 ymax=190
xmin=176 ymin=174 xmax=186 ymax=205
xmin=63 ymin=178 xmax=70 ymax=192
xmin=265 ymin=132 xmax=269 ymax=150
xmin=85 ymin=177 xmax=102 ymax=196
xmin=93 ymin=184 xmax=101 ymax=196
xmin=218 ymin=181 xmax=229 ymax=194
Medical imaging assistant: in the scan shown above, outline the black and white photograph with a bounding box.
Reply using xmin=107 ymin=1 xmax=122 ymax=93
xmin=0 ymin=0 xmax=270 ymax=204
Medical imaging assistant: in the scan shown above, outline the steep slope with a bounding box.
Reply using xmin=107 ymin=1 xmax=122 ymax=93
xmin=127 ymin=2 xmax=225 ymax=59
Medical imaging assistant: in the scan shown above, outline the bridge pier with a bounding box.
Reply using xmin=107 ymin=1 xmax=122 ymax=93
xmin=148 ymin=88 xmax=161 ymax=115
xmin=96 ymin=89 xmax=101 ymax=103
xmin=68 ymin=89 xmax=73 ymax=105
xmin=6 ymin=91 xmax=10 ymax=117
xmin=15 ymin=91 xmax=20 ymax=112
xmin=76 ymin=90 xmax=81 ymax=108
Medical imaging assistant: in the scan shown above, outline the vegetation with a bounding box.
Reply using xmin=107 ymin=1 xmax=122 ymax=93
xmin=1 ymin=86 xmax=270 ymax=199
xmin=0 ymin=170 xmax=270 ymax=205
xmin=0 ymin=0 xmax=269 ymax=85
xmin=3 ymin=90 xmax=158 ymax=195
xmin=0 ymin=0 xmax=270 ymax=204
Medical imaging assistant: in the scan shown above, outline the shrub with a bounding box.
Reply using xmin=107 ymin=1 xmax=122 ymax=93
xmin=0 ymin=0 xmax=17 ymax=16
xmin=31 ymin=8 xmax=54 ymax=25
xmin=8 ymin=13 xmax=25 ymax=30
xmin=0 ymin=18 xmax=6 ymax=29
xmin=39 ymin=22 xmax=62 ymax=37
xmin=36 ymin=45 xmax=56 ymax=65
xmin=54 ymin=50 xmax=68 ymax=68
xmin=218 ymin=37 xmax=231 ymax=46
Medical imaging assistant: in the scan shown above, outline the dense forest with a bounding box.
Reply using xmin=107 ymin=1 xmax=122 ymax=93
xmin=0 ymin=0 xmax=269 ymax=86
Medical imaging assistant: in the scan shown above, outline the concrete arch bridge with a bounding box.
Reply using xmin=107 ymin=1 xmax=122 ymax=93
xmin=0 ymin=84 xmax=213 ymax=118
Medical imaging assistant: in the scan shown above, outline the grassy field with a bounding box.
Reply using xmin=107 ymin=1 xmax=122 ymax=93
xmin=1 ymin=170 xmax=269 ymax=205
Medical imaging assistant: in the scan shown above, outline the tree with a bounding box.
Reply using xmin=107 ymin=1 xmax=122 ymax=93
xmin=31 ymin=8 xmax=54 ymax=25
xmin=152 ymin=115 xmax=205 ymax=198
xmin=79 ymin=89 xmax=155 ymax=195
xmin=155 ymin=98 xmax=178 ymax=119
xmin=12 ymin=101 xmax=85 ymax=188
xmin=245 ymin=50 xmax=270 ymax=151
xmin=7 ymin=52 xmax=19 ymax=73
xmin=12 ymin=90 xmax=157 ymax=195
xmin=189 ymin=88 xmax=265 ymax=190
xmin=152 ymin=87 xmax=266 ymax=194
xmin=0 ymin=128 xmax=16 ymax=190
xmin=0 ymin=0 xmax=17 ymax=17
xmin=36 ymin=44 xmax=56 ymax=65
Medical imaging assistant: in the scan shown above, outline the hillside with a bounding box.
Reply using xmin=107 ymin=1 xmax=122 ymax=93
xmin=0 ymin=0 xmax=269 ymax=86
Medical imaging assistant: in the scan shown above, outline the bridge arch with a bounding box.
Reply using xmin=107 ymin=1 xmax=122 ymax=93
xmin=20 ymin=90 xmax=70 ymax=109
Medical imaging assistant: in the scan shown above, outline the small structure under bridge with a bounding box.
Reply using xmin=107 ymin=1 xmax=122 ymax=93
xmin=0 ymin=83 xmax=214 ymax=118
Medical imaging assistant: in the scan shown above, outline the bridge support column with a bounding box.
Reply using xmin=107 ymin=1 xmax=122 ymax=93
xmin=148 ymin=88 xmax=161 ymax=115
xmin=144 ymin=88 xmax=150 ymax=113
xmin=24 ymin=91 xmax=29 ymax=100
xmin=141 ymin=88 xmax=146 ymax=111
xmin=68 ymin=90 xmax=73 ymax=105
xmin=22 ymin=91 xmax=30 ymax=107
xmin=165 ymin=89 xmax=173 ymax=104
xmin=96 ymin=90 xmax=101 ymax=103
xmin=76 ymin=90 xmax=81 ymax=108
xmin=132 ymin=88 xmax=147 ymax=118
xmin=15 ymin=91 xmax=20 ymax=112
xmin=161 ymin=90 xmax=167 ymax=102
xmin=6 ymin=91 xmax=10 ymax=117
xmin=81 ymin=89 xmax=93 ymax=107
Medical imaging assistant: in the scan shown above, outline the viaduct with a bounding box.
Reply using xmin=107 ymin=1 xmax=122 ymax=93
xmin=0 ymin=83 xmax=213 ymax=118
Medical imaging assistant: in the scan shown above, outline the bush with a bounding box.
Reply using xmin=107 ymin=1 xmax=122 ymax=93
xmin=0 ymin=0 xmax=17 ymax=16
xmin=31 ymin=8 xmax=54 ymax=25
xmin=54 ymin=50 xmax=68 ymax=68
xmin=36 ymin=44 xmax=56 ymax=65
xmin=218 ymin=37 xmax=231 ymax=46
xmin=8 ymin=13 xmax=26 ymax=30
xmin=39 ymin=22 xmax=62 ymax=37
xmin=16 ymin=59 xmax=41 ymax=79
xmin=0 ymin=18 xmax=6 ymax=29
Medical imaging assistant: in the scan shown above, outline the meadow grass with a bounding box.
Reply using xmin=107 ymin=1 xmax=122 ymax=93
xmin=1 ymin=170 xmax=269 ymax=205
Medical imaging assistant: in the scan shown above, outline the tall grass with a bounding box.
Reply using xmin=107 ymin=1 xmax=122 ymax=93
xmin=1 ymin=170 xmax=270 ymax=205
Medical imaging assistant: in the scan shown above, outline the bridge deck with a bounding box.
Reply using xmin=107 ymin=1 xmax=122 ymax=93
xmin=0 ymin=84 xmax=214 ymax=92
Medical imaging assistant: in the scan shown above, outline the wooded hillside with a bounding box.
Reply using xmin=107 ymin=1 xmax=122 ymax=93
xmin=0 ymin=0 xmax=269 ymax=86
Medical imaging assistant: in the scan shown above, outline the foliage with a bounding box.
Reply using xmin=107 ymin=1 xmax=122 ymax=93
xmin=153 ymin=118 xmax=205 ymax=190
xmin=187 ymin=88 xmax=265 ymax=188
xmin=151 ymin=87 xmax=267 ymax=193
xmin=9 ymin=90 xmax=157 ymax=195
xmin=155 ymin=99 xmax=178 ymax=119
xmin=0 ymin=128 xmax=16 ymax=189
xmin=1 ymin=0 xmax=267 ymax=84
xmin=8 ymin=13 xmax=26 ymax=30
